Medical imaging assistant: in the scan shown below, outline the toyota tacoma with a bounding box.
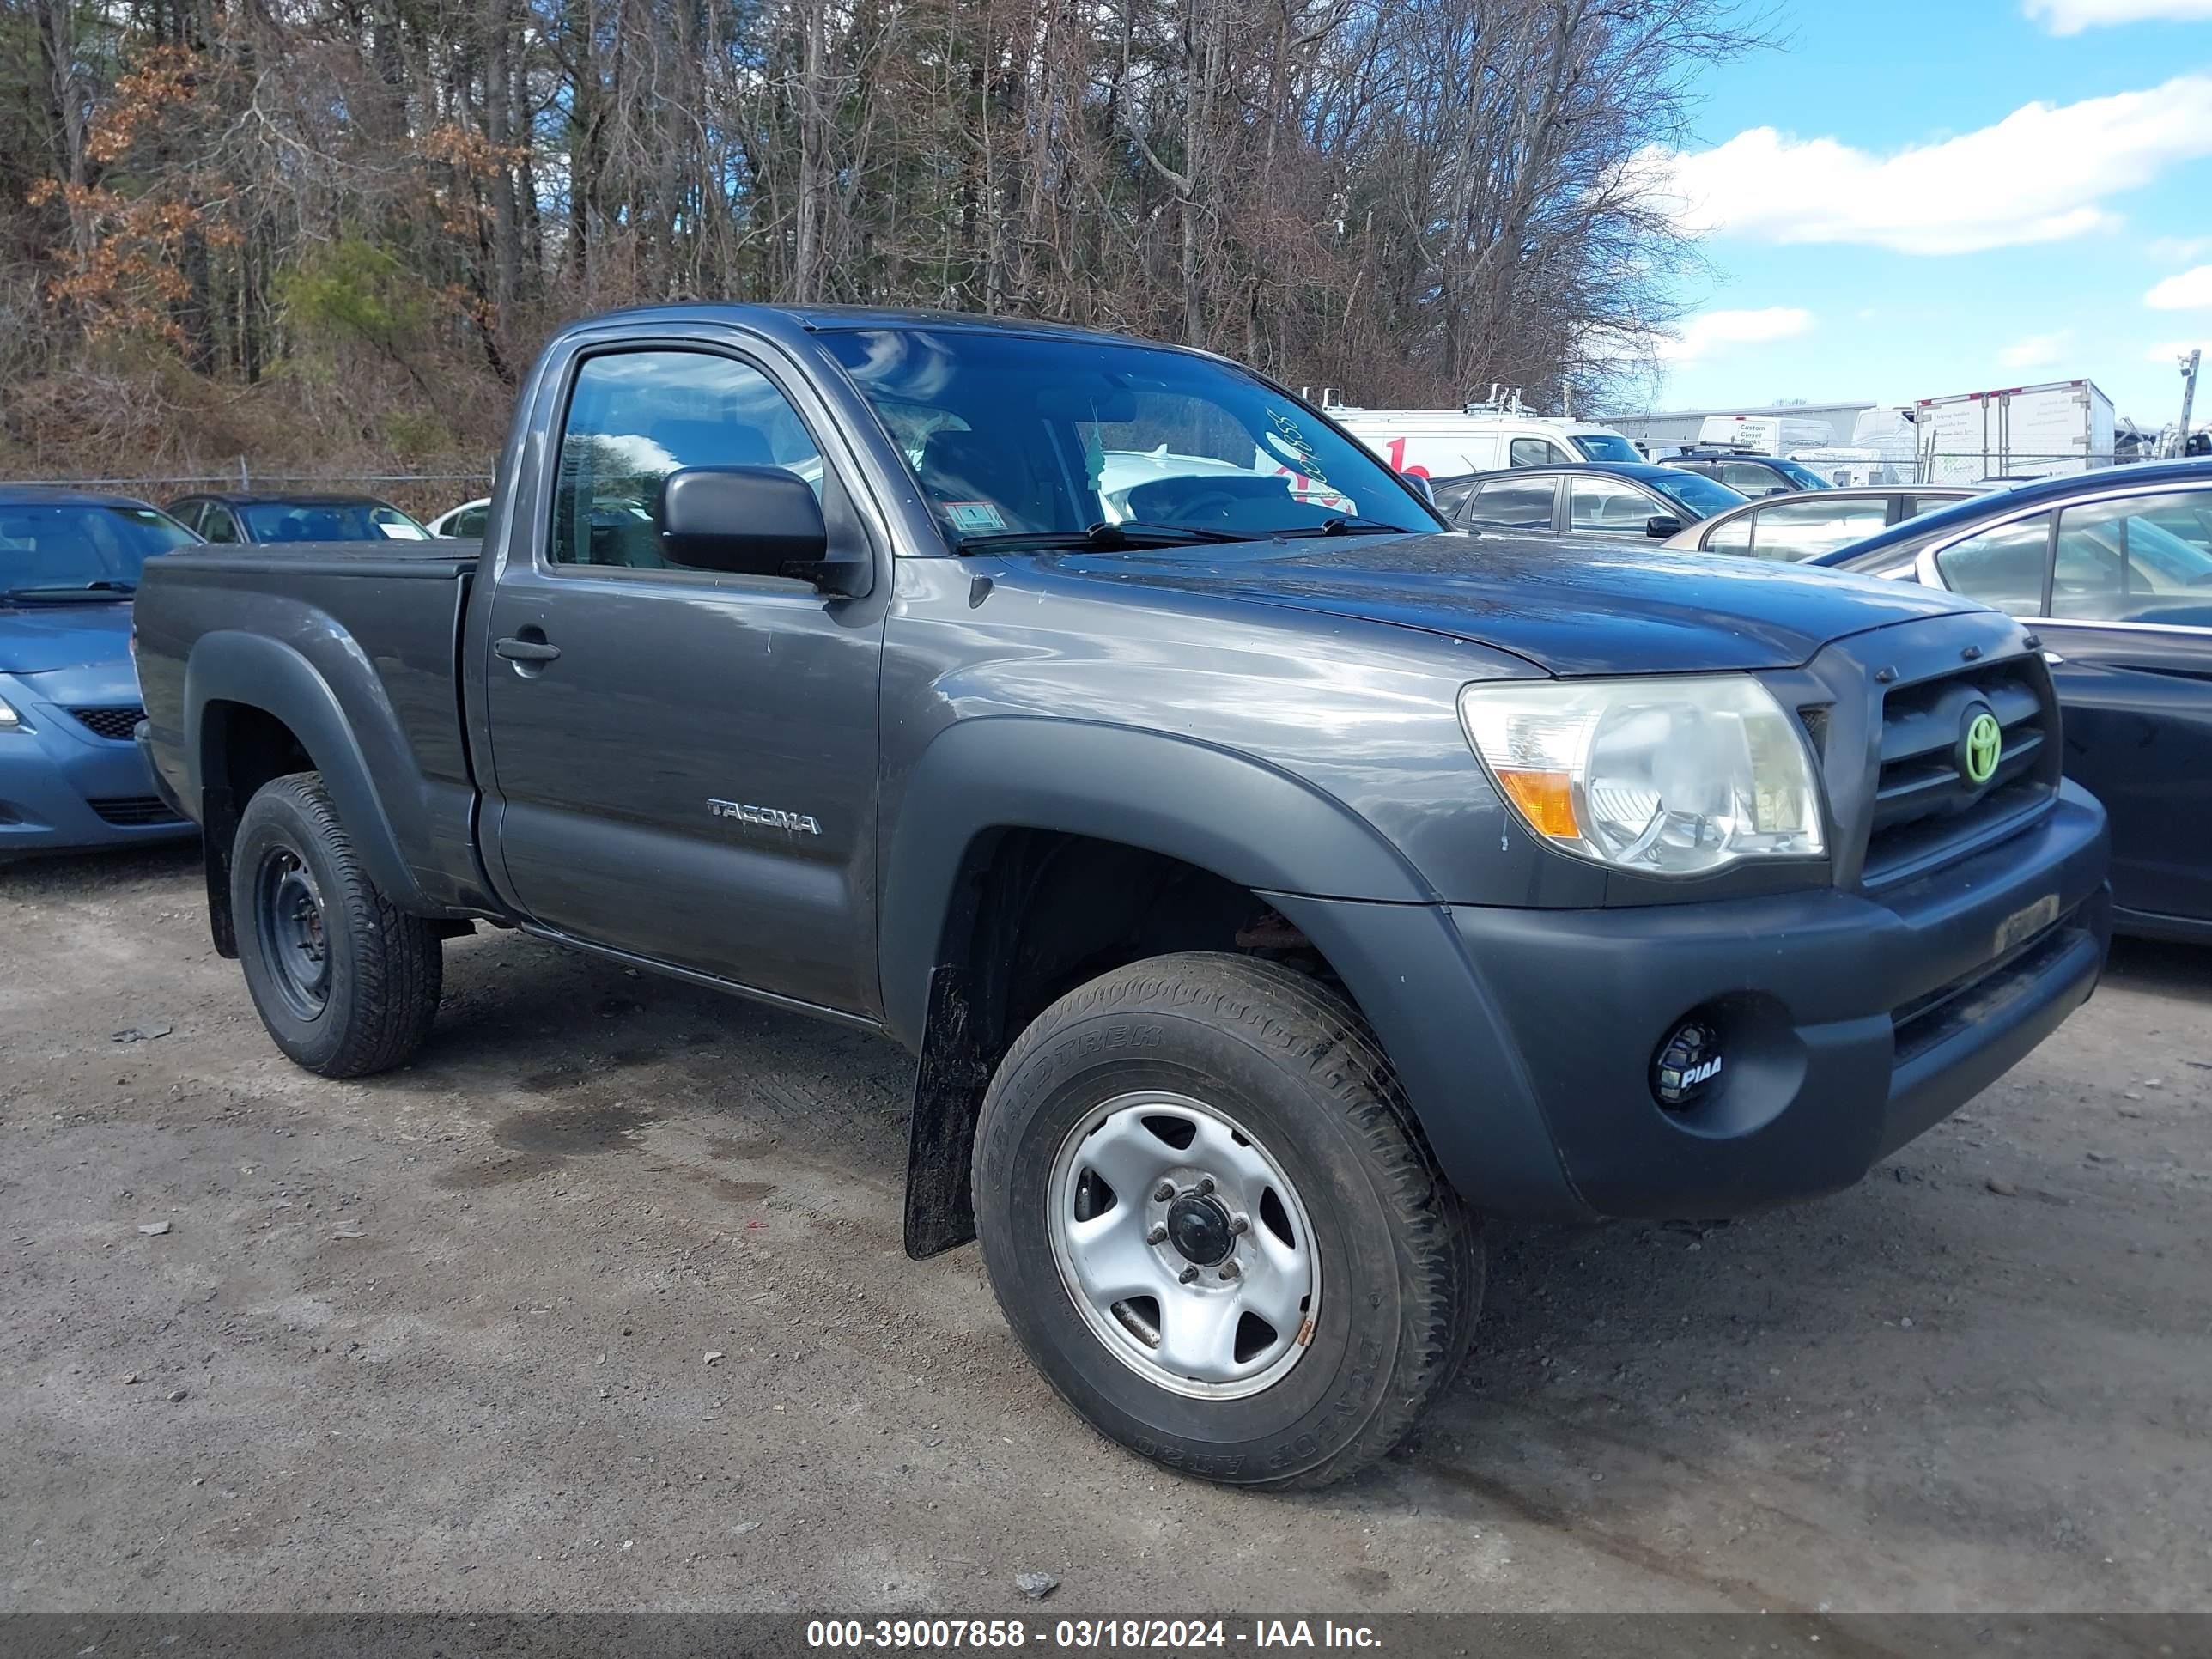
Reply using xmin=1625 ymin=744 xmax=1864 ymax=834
xmin=132 ymin=305 xmax=2111 ymax=1487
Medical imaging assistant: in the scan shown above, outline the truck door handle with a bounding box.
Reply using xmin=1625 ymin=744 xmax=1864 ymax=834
xmin=495 ymin=635 xmax=562 ymax=664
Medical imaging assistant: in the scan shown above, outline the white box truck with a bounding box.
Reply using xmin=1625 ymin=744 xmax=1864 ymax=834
xmin=1910 ymin=380 xmax=2115 ymax=484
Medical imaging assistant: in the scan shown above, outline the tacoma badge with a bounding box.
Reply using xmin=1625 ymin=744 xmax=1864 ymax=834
xmin=708 ymin=799 xmax=822 ymax=836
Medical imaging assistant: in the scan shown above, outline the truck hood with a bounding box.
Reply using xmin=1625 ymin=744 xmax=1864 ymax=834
xmin=1040 ymin=532 xmax=1982 ymax=675
xmin=0 ymin=601 xmax=134 ymax=676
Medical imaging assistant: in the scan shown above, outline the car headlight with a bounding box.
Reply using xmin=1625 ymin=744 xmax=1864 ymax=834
xmin=1458 ymin=676 xmax=1825 ymax=875
xmin=0 ymin=694 xmax=27 ymax=732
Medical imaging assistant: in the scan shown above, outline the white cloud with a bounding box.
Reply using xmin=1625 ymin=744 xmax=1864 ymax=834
xmin=1998 ymin=330 xmax=2075 ymax=369
xmin=2026 ymin=0 xmax=2212 ymax=34
xmin=1647 ymin=74 xmax=2212 ymax=254
xmin=2145 ymin=264 xmax=2212 ymax=309
xmin=2143 ymin=338 xmax=2210 ymax=365
xmin=1658 ymin=307 xmax=1813 ymax=365
xmin=2148 ymin=234 xmax=2212 ymax=263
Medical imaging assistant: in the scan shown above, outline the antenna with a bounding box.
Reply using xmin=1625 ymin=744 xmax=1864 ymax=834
xmin=2177 ymin=349 xmax=2201 ymax=459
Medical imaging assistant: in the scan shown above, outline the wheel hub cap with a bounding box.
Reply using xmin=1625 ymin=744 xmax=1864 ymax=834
xmin=1165 ymin=1193 xmax=1234 ymax=1266
xmin=255 ymin=848 xmax=331 ymax=1019
xmin=1047 ymin=1092 xmax=1320 ymax=1401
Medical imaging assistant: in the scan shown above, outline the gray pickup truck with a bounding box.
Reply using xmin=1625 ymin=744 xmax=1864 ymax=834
xmin=134 ymin=305 xmax=2111 ymax=1487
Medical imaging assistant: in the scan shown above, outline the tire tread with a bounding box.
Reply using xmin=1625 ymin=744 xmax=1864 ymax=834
xmin=235 ymin=772 xmax=442 ymax=1078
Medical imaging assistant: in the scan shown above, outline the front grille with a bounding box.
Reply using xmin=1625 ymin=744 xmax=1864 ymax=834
xmin=69 ymin=705 xmax=145 ymax=743
xmin=88 ymin=795 xmax=185 ymax=827
xmin=1861 ymin=659 xmax=2057 ymax=887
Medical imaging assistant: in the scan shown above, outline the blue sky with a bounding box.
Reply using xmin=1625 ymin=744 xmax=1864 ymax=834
xmin=1637 ymin=0 xmax=2212 ymax=429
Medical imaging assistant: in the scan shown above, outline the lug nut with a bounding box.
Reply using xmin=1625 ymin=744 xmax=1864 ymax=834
xmin=1195 ymin=1176 xmax=1215 ymax=1196
xmin=1229 ymin=1215 xmax=1249 ymax=1235
xmin=1153 ymin=1182 xmax=1176 ymax=1202
xmin=1177 ymin=1266 xmax=1200 ymax=1285
xmin=1218 ymin=1261 xmax=1241 ymax=1280
xmin=1146 ymin=1224 xmax=1168 ymax=1245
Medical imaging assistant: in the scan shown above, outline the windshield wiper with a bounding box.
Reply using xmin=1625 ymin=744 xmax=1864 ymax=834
xmin=954 ymin=520 xmax=1260 ymax=553
xmin=1271 ymin=514 xmax=1408 ymax=538
xmin=3 ymin=580 xmax=137 ymax=602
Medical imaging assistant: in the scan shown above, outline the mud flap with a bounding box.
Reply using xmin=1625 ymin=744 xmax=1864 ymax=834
xmin=201 ymin=783 xmax=239 ymax=959
xmin=903 ymin=963 xmax=993 ymax=1259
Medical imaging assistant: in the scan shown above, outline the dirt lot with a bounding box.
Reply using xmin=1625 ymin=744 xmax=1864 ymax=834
xmin=3 ymin=844 xmax=2209 ymax=1616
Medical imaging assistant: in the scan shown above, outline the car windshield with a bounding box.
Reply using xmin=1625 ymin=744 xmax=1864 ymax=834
xmin=1646 ymin=470 xmax=1747 ymax=520
xmin=817 ymin=329 xmax=1439 ymax=544
xmin=1771 ymin=459 xmax=1832 ymax=490
xmin=1570 ymin=433 xmax=1642 ymax=464
xmin=0 ymin=504 xmax=198 ymax=600
xmin=239 ymin=502 xmax=430 ymax=543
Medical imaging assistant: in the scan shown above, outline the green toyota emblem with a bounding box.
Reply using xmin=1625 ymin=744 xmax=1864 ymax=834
xmin=1962 ymin=708 xmax=2002 ymax=786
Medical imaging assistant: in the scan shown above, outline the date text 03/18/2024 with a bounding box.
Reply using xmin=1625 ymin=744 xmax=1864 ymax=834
xmin=804 ymin=1619 xmax=1382 ymax=1649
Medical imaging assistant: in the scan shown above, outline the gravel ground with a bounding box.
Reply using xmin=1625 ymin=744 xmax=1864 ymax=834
xmin=3 ymin=844 xmax=2209 ymax=1615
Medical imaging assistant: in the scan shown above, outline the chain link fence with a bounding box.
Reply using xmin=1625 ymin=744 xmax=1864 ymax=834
xmin=1787 ymin=451 xmax=2147 ymax=489
xmin=9 ymin=471 xmax=495 ymax=523
xmin=1911 ymin=451 xmax=2135 ymax=488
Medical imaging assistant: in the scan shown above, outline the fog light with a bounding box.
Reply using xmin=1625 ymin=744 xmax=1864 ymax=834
xmin=1653 ymin=1019 xmax=1724 ymax=1110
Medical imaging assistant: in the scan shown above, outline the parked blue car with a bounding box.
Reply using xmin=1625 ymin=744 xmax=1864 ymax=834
xmin=0 ymin=489 xmax=202 ymax=860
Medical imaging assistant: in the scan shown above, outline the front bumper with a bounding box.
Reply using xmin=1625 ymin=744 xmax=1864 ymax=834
xmin=0 ymin=692 xmax=196 ymax=860
xmin=1269 ymin=781 xmax=2109 ymax=1222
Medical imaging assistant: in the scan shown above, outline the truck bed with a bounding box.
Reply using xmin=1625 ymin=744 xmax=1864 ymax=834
xmin=134 ymin=541 xmax=489 ymax=913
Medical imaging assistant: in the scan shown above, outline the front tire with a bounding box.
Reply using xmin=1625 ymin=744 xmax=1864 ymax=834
xmin=232 ymin=771 xmax=442 ymax=1078
xmin=972 ymin=951 xmax=1482 ymax=1488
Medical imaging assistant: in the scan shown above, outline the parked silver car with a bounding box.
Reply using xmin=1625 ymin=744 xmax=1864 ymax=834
xmin=1662 ymin=484 xmax=1989 ymax=562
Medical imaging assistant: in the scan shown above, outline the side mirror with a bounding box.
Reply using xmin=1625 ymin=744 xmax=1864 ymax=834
xmin=1645 ymin=514 xmax=1684 ymax=538
xmin=1408 ymin=473 xmax=1437 ymax=507
xmin=658 ymin=466 xmax=858 ymax=591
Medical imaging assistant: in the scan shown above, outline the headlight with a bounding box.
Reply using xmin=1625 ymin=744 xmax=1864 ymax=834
xmin=1459 ymin=676 xmax=1824 ymax=875
xmin=0 ymin=694 xmax=26 ymax=732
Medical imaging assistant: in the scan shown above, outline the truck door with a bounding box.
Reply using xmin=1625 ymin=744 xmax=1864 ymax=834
xmin=477 ymin=343 xmax=888 ymax=1018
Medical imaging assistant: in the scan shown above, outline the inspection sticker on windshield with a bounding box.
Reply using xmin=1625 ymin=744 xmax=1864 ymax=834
xmin=945 ymin=501 xmax=1006 ymax=532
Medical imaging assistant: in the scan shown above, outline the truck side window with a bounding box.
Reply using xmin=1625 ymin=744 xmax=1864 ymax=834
xmin=201 ymin=507 xmax=240 ymax=544
xmin=551 ymin=349 xmax=824 ymax=569
xmin=1933 ymin=514 xmax=2050 ymax=616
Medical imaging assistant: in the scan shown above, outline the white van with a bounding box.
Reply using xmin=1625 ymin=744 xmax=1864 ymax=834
xmin=1325 ymin=405 xmax=1642 ymax=481
xmin=1694 ymin=413 xmax=1838 ymax=453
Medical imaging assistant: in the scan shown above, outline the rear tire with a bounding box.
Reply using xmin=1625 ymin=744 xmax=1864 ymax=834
xmin=972 ymin=951 xmax=1482 ymax=1488
xmin=232 ymin=771 xmax=442 ymax=1078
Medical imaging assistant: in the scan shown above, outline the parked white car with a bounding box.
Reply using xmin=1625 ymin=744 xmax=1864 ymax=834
xmin=428 ymin=497 xmax=490 ymax=538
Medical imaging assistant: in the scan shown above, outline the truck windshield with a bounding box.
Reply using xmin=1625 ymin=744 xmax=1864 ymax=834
xmin=1570 ymin=433 xmax=1641 ymax=464
xmin=239 ymin=502 xmax=430 ymax=543
xmin=817 ymin=329 xmax=1440 ymax=544
xmin=0 ymin=504 xmax=198 ymax=601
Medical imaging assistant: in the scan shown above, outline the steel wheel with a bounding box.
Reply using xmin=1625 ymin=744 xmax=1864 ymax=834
xmin=253 ymin=845 xmax=331 ymax=1020
xmin=1047 ymin=1091 xmax=1320 ymax=1400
